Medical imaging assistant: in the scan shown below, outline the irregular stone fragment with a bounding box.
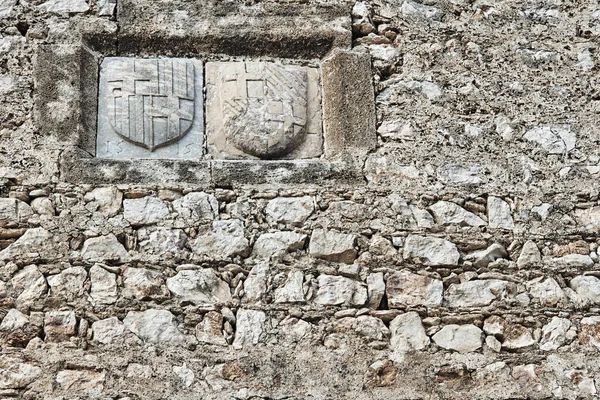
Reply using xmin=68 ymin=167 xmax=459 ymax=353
xmin=173 ymin=192 xmax=218 ymax=220
xmin=91 ymin=317 xmax=126 ymax=344
xmin=539 ymin=317 xmax=570 ymax=351
xmin=0 ymin=357 xmax=42 ymax=389
xmin=55 ymin=370 xmax=105 ymax=395
xmin=39 ymin=0 xmax=89 ymax=14
xmin=569 ymin=276 xmax=600 ymax=304
xmin=196 ymin=311 xmax=227 ymax=346
xmin=81 ymin=234 xmax=130 ymax=264
xmin=44 ymin=310 xmax=77 ymax=342
xmin=389 ymin=312 xmax=430 ymax=353
xmin=511 ymin=364 xmax=543 ymax=392
xmin=523 ymin=126 xmax=576 ymax=154
xmin=90 ymin=265 xmax=118 ymax=305
xmin=579 ymin=316 xmax=600 ymax=349
xmin=364 ymin=360 xmax=397 ymax=388
xmin=0 ymin=198 xmax=32 ymax=228
xmin=280 ymin=317 xmax=312 ymax=340
xmin=232 ymin=309 xmax=266 ymax=349
xmin=575 ymin=207 xmax=600 ymax=232
xmin=366 ymin=272 xmax=385 ymax=309
xmin=314 ymin=275 xmax=368 ymax=307
xmin=0 ymin=228 xmax=53 ymax=260
xmin=355 ymin=315 xmax=389 ymax=341
xmin=386 ymin=271 xmax=443 ymax=308
xmin=429 ymin=201 xmax=486 ymax=227
xmin=265 ymin=196 xmax=314 ymax=226
xmin=483 ymin=316 xmax=505 ymax=336
xmin=401 ymin=0 xmax=443 ymax=20
xmin=122 ymin=267 xmax=169 ymax=300
xmin=274 ymin=271 xmax=305 ymax=303
xmin=192 ymin=220 xmax=250 ymax=259
xmin=517 ymin=240 xmax=541 ymax=268
xmin=243 ymin=263 xmax=269 ymax=302
xmin=84 ymin=187 xmax=123 ymax=217
xmin=309 ymin=229 xmax=357 ymax=264
xmin=252 ymin=231 xmax=307 ymax=260
xmin=0 ymin=0 xmax=16 ymax=17
xmin=403 ymin=235 xmax=460 ymax=266
xmin=47 ymin=266 xmax=87 ymax=300
xmin=0 ymin=309 xmax=28 ymax=331
xmin=552 ymin=254 xmax=594 ymax=268
xmin=12 ymin=265 xmax=47 ymax=305
xmin=166 ymin=268 xmax=231 ymax=306
xmin=98 ymin=0 xmax=116 ymax=16
xmin=31 ymin=197 xmax=55 ymax=216
xmin=123 ymin=309 xmax=191 ymax=346
xmin=173 ymin=364 xmax=194 ymax=388
xmin=488 ymin=196 xmax=514 ymax=230
xmin=502 ymin=324 xmax=537 ymax=350
xmin=436 ymin=164 xmax=483 ymax=185
xmin=124 ymin=197 xmax=170 ymax=226
xmin=137 ymin=228 xmax=187 ymax=255
xmin=445 ymin=280 xmax=513 ymax=307
xmin=432 ymin=324 xmax=483 ymax=353
xmin=465 ymin=243 xmax=509 ymax=268
xmin=485 ymin=336 xmax=502 ymax=352
xmin=526 ymin=277 xmax=565 ymax=306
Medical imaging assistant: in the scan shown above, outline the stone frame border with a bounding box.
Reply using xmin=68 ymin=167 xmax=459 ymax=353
xmin=34 ymin=30 xmax=376 ymax=187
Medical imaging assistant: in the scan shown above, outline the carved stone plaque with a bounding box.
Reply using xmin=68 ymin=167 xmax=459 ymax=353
xmin=97 ymin=57 xmax=204 ymax=159
xmin=206 ymin=62 xmax=322 ymax=160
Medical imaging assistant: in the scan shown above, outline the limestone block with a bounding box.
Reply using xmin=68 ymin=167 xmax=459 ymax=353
xmin=526 ymin=277 xmax=565 ymax=306
xmin=309 ymin=229 xmax=357 ymax=264
xmin=252 ymin=231 xmax=307 ymax=260
xmin=30 ymin=197 xmax=54 ymax=216
xmin=39 ymin=0 xmax=89 ymax=14
xmin=173 ymin=192 xmax=218 ymax=220
xmin=98 ymin=0 xmax=116 ymax=16
xmin=206 ymin=61 xmax=322 ymax=160
xmin=55 ymin=370 xmax=105 ymax=395
xmin=264 ymin=196 xmax=314 ymax=226
xmin=429 ymin=201 xmax=486 ymax=227
xmin=91 ymin=317 xmax=127 ymax=344
xmin=81 ymin=234 xmax=130 ymax=264
xmin=166 ymin=268 xmax=232 ymax=306
xmin=0 ymin=0 xmax=16 ymax=17
xmin=0 ymin=357 xmax=42 ymax=389
xmin=487 ymin=196 xmax=514 ymax=230
xmin=232 ymin=309 xmax=266 ymax=349
xmin=0 ymin=198 xmax=32 ymax=228
xmin=123 ymin=309 xmax=192 ymax=346
xmin=390 ymin=312 xmax=430 ymax=353
xmin=314 ymin=275 xmax=367 ymax=307
xmin=47 ymin=266 xmax=87 ymax=301
xmin=243 ymin=263 xmax=269 ymax=302
xmin=0 ymin=227 xmax=53 ymax=261
xmin=196 ymin=311 xmax=227 ymax=346
xmin=12 ymin=265 xmax=47 ymax=305
xmin=173 ymin=364 xmax=194 ymax=388
xmin=501 ymin=324 xmax=537 ymax=350
xmin=355 ymin=316 xmax=389 ymax=341
xmin=122 ymin=267 xmax=169 ymax=300
xmin=84 ymin=187 xmax=123 ymax=217
xmin=579 ymin=317 xmax=600 ymax=349
xmin=44 ymin=310 xmax=77 ymax=342
xmin=386 ymin=271 xmax=443 ymax=308
xmin=192 ymin=219 xmax=250 ymax=259
xmin=523 ymin=125 xmax=576 ymax=154
xmin=569 ymin=276 xmax=600 ymax=305
xmin=539 ymin=317 xmax=571 ymax=351
xmin=274 ymin=271 xmax=305 ymax=303
xmin=137 ymin=228 xmax=187 ymax=255
xmin=432 ymin=324 xmax=483 ymax=353
xmin=96 ymin=58 xmax=204 ymax=159
xmin=89 ymin=265 xmax=118 ymax=305
xmin=517 ymin=240 xmax=541 ymax=267
xmin=366 ymin=272 xmax=385 ymax=309
xmin=445 ymin=279 xmax=514 ymax=307
xmin=465 ymin=243 xmax=509 ymax=268
xmin=0 ymin=309 xmax=29 ymax=331
xmin=402 ymin=235 xmax=460 ymax=266
xmin=123 ymin=197 xmax=170 ymax=226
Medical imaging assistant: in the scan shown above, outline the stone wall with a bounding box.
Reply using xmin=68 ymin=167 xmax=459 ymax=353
xmin=1 ymin=0 xmax=600 ymax=399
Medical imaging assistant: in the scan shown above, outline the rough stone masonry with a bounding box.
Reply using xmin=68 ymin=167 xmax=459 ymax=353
xmin=1 ymin=0 xmax=600 ymax=399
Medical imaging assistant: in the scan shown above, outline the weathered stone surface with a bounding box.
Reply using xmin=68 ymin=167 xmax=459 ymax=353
xmin=403 ymin=235 xmax=460 ymax=266
xmin=264 ymin=196 xmax=314 ymax=226
xmin=569 ymin=276 xmax=600 ymax=304
xmin=400 ymin=0 xmax=443 ymax=20
xmin=432 ymin=325 xmax=483 ymax=353
xmin=526 ymin=277 xmax=565 ymax=306
xmin=0 ymin=0 xmax=16 ymax=18
xmin=173 ymin=192 xmax=218 ymax=220
xmin=429 ymin=201 xmax=486 ymax=227
xmin=81 ymin=234 xmax=130 ymax=264
xmin=487 ymin=196 xmax=514 ymax=230
xmin=386 ymin=271 xmax=443 ymax=308
xmin=552 ymin=254 xmax=594 ymax=268
xmin=314 ymin=275 xmax=367 ymax=307
xmin=465 ymin=243 xmax=509 ymax=268
xmin=252 ymin=231 xmax=307 ymax=260
xmin=31 ymin=197 xmax=54 ymax=216
xmin=123 ymin=197 xmax=170 ymax=226
xmin=0 ymin=357 xmax=42 ymax=389
xmin=539 ymin=317 xmax=571 ymax=351
xmin=39 ymin=0 xmax=89 ymax=14
xmin=192 ymin=220 xmax=250 ymax=259
xmin=137 ymin=228 xmax=187 ymax=255
xmin=309 ymin=229 xmax=357 ymax=264
xmin=90 ymin=265 xmax=118 ymax=305
xmin=354 ymin=315 xmax=389 ymax=341
xmin=389 ymin=312 xmax=430 ymax=353
xmin=0 ymin=228 xmax=53 ymax=260
xmin=517 ymin=240 xmax=541 ymax=268
xmin=122 ymin=267 xmax=169 ymax=300
xmin=12 ymin=265 xmax=47 ymax=305
xmin=123 ymin=309 xmax=192 ymax=345
xmin=47 ymin=266 xmax=87 ymax=300
xmin=366 ymin=272 xmax=385 ymax=309
xmin=173 ymin=364 xmax=195 ymax=388
xmin=84 ymin=187 xmax=123 ymax=217
xmin=0 ymin=198 xmax=32 ymax=227
xmin=0 ymin=309 xmax=28 ymax=332
xmin=44 ymin=310 xmax=77 ymax=342
xmin=91 ymin=317 xmax=127 ymax=344
xmin=196 ymin=311 xmax=227 ymax=346
xmin=523 ymin=125 xmax=576 ymax=154
xmin=274 ymin=271 xmax=305 ymax=303
xmin=502 ymin=324 xmax=537 ymax=350
xmin=243 ymin=263 xmax=269 ymax=302
xmin=97 ymin=58 xmax=204 ymax=159
xmin=166 ymin=268 xmax=232 ymax=306
xmin=206 ymin=61 xmax=322 ymax=159
xmin=445 ymin=280 xmax=513 ymax=307
xmin=55 ymin=370 xmax=105 ymax=395
xmin=232 ymin=309 xmax=266 ymax=349
xmin=579 ymin=316 xmax=600 ymax=349
xmin=98 ymin=0 xmax=116 ymax=16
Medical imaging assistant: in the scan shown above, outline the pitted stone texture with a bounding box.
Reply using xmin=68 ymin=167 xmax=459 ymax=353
xmin=97 ymin=58 xmax=204 ymax=159
xmin=81 ymin=234 xmax=130 ymax=264
xmin=487 ymin=196 xmax=514 ymax=230
xmin=123 ymin=197 xmax=170 ymax=226
xmin=386 ymin=271 xmax=443 ymax=308
xmin=526 ymin=277 xmax=565 ymax=306
xmin=137 ymin=228 xmax=187 ymax=255
xmin=173 ymin=192 xmax=218 ymax=220
xmin=0 ymin=198 xmax=32 ymax=228
xmin=264 ymin=196 xmax=314 ymax=226
xmin=465 ymin=243 xmax=509 ymax=268
xmin=233 ymin=309 xmax=266 ymax=350
xmin=12 ymin=265 xmax=47 ymax=306
xmin=390 ymin=312 xmax=430 ymax=354
xmin=518 ymin=240 xmax=542 ymax=268
xmin=38 ymin=0 xmax=89 ymax=14
xmin=252 ymin=231 xmax=307 ymax=260
xmin=84 ymin=187 xmax=123 ymax=217
xmin=432 ymin=324 xmax=483 ymax=353
xmin=89 ymin=265 xmax=118 ymax=305
xmin=123 ymin=309 xmax=192 ymax=346
xmin=55 ymin=370 xmax=105 ymax=395
xmin=206 ymin=61 xmax=322 ymax=160
xmin=314 ymin=275 xmax=367 ymax=307
xmin=122 ymin=267 xmax=169 ymax=300
xmin=274 ymin=271 xmax=306 ymax=303
xmin=403 ymin=235 xmax=460 ymax=266
xmin=569 ymin=276 xmax=600 ymax=305
xmin=429 ymin=201 xmax=486 ymax=227
xmin=47 ymin=266 xmax=87 ymax=301
xmin=539 ymin=317 xmax=571 ymax=351
xmin=0 ymin=309 xmax=28 ymax=332
xmin=579 ymin=317 xmax=600 ymax=349
xmin=243 ymin=263 xmax=269 ymax=302
xmin=445 ymin=279 xmax=514 ymax=308
xmin=0 ymin=0 xmax=16 ymax=18
xmin=523 ymin=125 xmax=576 ymax=154
xmin=192 ymin=219 xmax=250 ymax=259
xmin=196 ymin=311 xmax=227 ymax=346
xmin=92 ymin=317 xmax=127 ymax=344
xmin=309 ymin=229 xmax=357 ymax=264
xmin=0 ymin=227 xmax=53 ymax=261
xmin=44 ymin=310 xmax=77 ymax=343
xmin=0 ymin=357 xmax=42 ymax=389
xmin=166 ymin=268 xmax=232 ymax=307
xmin=366 ymin=272 xmax=385 ymax=309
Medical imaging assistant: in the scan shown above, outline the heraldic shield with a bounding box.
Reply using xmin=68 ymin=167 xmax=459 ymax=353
xmin=104 ymin=58 xmax=196 ymax=152
xmin=220 ymin=62 xmax=308 ymax=159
